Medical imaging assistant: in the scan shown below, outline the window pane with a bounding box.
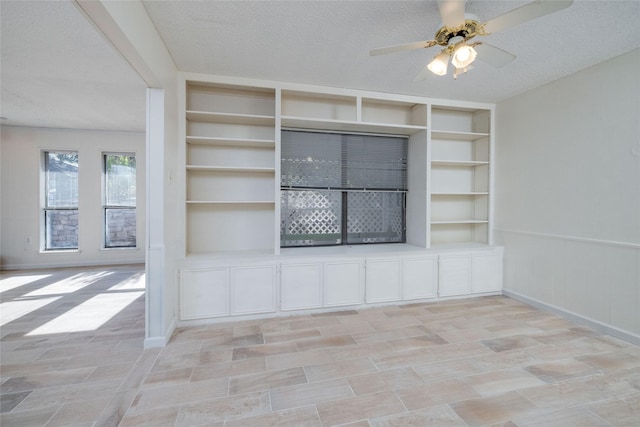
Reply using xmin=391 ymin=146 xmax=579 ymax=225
xmin=45 ymin=210 xmax=78 ymax=249
xmin=281 ymin=190 xmax=342 ymax=246
xmin=105 ymin=208 xmax=136 ymax=248
xmin=45 ymin=152 xmax=78 ymax=208
xmin=344 ymin=135 xmax=407 ymax=190
xmin=281 ymin=131 xmax=342 ymax=188
xmin=347 ymin=192 xmax=405 ymax=244
xmin=105 ymin=154 xmax=136 ymax=206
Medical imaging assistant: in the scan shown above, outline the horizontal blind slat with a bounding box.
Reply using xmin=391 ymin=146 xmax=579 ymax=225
xmin=281 ymin=130 xmax=407 ymax=190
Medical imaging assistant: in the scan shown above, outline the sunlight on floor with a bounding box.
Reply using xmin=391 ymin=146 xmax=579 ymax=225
xmin=0 ymin=274 xmax=52 ymax=293
xmin=108 ymin=273 xmax=145 ymax=291
xmin=25 ymin=271 xmax=114 ymax=297
xmin=27 ymin=291 xmax=144 ymax=335
xmin=0 ymin=297 xmax=62 ymax=326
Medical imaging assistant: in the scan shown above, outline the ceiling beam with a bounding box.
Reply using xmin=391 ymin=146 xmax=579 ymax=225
xmin=73 ymin=0 xmax=174 ymax=88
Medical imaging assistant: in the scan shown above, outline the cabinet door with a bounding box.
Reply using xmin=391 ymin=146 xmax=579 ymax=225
xmin=471 ymin=249 xmax=503 ymax=294
xmin=366 ymin=259 xmax=402 ymax=303
xmin=230 ymin=265 xmax=277 ymax=315
xmin=180 ymin=268 xmax=228 ymax=320
xmin=281 ymin=263 xmax=322 ymax=310
xmin=403 ymin=257 xmax=438 ymax=300
xmin=324 ymin=260 xmax=364 ymax=307
xmin=438 ymin=253 xmax=471 ymax=297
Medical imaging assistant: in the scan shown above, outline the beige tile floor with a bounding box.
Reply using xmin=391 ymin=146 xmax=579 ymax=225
xmin=1 ymin=266 xmax=639 ymax=426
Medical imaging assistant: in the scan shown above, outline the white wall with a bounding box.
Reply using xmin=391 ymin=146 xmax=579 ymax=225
xmin=0 ymin=125 xmax=146 ymax=269
xmin=495 ymin=49 xmax=640 ymax=341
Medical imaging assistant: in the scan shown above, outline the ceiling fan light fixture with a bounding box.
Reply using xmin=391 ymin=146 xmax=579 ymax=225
xmin=451 ymin=43 xmax=477 ymax=68
xmin=427 ymin=51 xmax=450 ymax=76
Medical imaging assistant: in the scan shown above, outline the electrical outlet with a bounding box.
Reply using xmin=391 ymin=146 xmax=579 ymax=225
xmin=25 ymin=237 xmax=31 ymax=244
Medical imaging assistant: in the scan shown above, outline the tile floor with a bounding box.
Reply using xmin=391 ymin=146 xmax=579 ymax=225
xmin=1 ymin=266 xmax=639 ymax=426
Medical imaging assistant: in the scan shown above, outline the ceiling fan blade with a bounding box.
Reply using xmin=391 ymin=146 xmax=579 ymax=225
xmin=370 ymin=40 xmax=438 ymax=56
xmin=482 ymin=0 xmax=573 ymax=34
xmin=474 ymin=43 xmax=516 ymax=68
xmin=413 ymin=63 xmax=434 ymax=82
xmin=438 ymin=0 xmax=466 ymax=28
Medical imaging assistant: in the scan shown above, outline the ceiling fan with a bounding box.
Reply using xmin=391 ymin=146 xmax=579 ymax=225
xmin=370 ymin=0 xmax=573 ymax=80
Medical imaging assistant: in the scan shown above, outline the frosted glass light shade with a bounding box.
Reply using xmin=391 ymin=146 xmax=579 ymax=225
xmin=451 ymin=43 xmax=477 ymax=69
xmin=427 ymin=52 xmax=450 ymax=76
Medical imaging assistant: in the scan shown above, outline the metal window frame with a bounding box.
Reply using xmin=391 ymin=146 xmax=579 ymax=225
xmin=280 ymin=130 xmax=408 ymax=248
xmin=102 ymin=152 xmax=137 ymax=249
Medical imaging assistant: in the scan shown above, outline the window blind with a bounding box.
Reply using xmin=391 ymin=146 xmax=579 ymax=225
xmin=281 ymin=130 xmax=408 ymax=247
xmin=281 ymin=130 xmax=408 ymax=191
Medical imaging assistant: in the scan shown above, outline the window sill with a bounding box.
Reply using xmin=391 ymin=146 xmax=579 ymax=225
xmin=101 ymin=247 xmax=140 ymax=251
xmin=40 ymin=249 xmax=80 ymax=254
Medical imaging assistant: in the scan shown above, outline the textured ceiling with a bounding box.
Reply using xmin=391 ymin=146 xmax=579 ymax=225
xmin=1 ymin=1 xmax=639 ymax=132
xmin=144 ymin=0 xmax=640 ymax=102
xmin=0 ymin=0 xmax=147 ymax=131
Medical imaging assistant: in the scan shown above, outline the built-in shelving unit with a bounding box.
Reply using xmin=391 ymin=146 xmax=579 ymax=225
xmin=178 ymin=75 xmax=500 ymax=325
xmin=430 ymin=106 xmax=492 ymax=245
xmin=184 ymin=82 xmax=277 ymax=254
xmin=182 ymin=80 xmax=494 ymax=253
xmin=281 ymin=90 xmax=427 ymax=135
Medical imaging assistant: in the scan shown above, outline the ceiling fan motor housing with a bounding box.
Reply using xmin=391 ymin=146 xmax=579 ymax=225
xmin=435 ymin=19 xmax=482 ymax=46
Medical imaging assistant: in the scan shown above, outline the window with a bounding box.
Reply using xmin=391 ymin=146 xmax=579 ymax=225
xmin=43 ymin=151 xmax=79 ymax=250
xmin=281 ymin=130 xmax=407 ymax=247
xmin=103 ymin=153 xmax=137 ymax=248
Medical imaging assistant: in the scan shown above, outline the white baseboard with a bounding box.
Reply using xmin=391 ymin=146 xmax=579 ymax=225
xmin=143 ymin=316 xmax=176 ymax=348
xmin=144 ymin=336 xmax=167 ymax=348
xmin=502 ymin=289 xmax=640 ymax=347
xmin=1 ymin=259 xmax=145 ymax=271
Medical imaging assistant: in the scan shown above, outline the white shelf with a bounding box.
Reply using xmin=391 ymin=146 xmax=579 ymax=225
xmin=431 ymin=192 xmax=489 ymax=196
xmin=186 ymin=165 xmax=275 ymax=173
xmin=431 ymin=130 xmax=489 ymax=141
xmin=186 ymin=136 xmax=275 ymax=148
xmin=431 ymin=160 xmax=489 ymax=167
xmin=431 ymin=220 xmax=489 ymax=224
xmin=281 ymin=116 xmax=426 ymax=135
xmin=186 ymin=110 xmax=275 ymax=126
xmin=186 ymin=200 xmax=275 ymax=205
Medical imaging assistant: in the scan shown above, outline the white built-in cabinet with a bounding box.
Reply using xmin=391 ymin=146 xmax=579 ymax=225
xmin=365 ymin=256 xmax=438 ymax=303
xmin=438 ymin=247 xmax=503 ymax=297
xmin=281 ymin=259 xmax=364 ymax=310
xmin=179 ymin=74 xmax=500 ymax=323
xmin=430 ymin=107 xmax=492 ymax=245
xmin=185 ymin=83 xmax=276 ymax=254
xmin=403 ymin=256 xmax=439 ymax=300
xmin=180 ymin=263 xmax=278 ymax=320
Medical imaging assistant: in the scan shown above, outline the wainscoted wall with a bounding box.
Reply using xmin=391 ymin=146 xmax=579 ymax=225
xmin=495 ymin=49 xmax=640 ymax=343
xmin=496 ymin=229 xmax=640 ymax=342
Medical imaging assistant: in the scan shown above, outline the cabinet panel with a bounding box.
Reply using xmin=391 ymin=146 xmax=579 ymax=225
xmin=180 ymin=268 xmax=228 ymax=319
xmin=366 ymin=259 xmax=402 ymax=303
xmin=472 ymin=249 xmax=503 ymax=293
xmin=281 ymin=263 xmax=323 ymax=310
xmin=324 ymin=261 xmax=363 ymax=307
xmin=403 ymin=257 xmax=437 ymax=300
xmin=438 ymin=253 xmax=471 ymax=297
xmin=230 ymin=265 xmax=277 ymax=315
